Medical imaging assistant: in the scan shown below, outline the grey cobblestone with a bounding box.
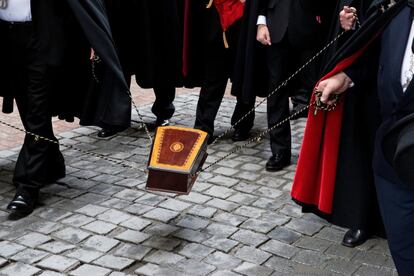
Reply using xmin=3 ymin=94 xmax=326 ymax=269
xmin=0 ymin=94 xmax=394 ymax=275
xmin=37 ymin=255 xmax=80 ymax=272
xmin=0 ymin=262 xmax=41 ymax=276
xmin=69 ymin=264 xmax=111 ymax=276
xmin=235 ymin=246 xmax=272 ymax=265
xmin=93 ymin=255 xmax=135 ymax=271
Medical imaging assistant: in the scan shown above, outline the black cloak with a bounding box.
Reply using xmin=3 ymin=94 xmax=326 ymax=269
xmin=0 ymin=0 xmax=130 ymax=129
xmin=104 ymin=0 xmax=183 ymax=89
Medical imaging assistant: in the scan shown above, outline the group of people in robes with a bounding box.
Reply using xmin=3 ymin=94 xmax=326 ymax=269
xmin=1 ymin=0 xmax=413 ymax=273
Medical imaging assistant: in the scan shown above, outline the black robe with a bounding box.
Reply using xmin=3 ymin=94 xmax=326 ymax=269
xmin=0 ymin=0 xmax=130 ymax=129
xmin=104 ymin=0 xmax=183 ymax=89
xmin=298 ymin=0 xmax=405 ymax=235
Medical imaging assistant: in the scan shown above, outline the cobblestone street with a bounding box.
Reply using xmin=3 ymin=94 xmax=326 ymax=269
xmin=0 ymin=92 xmax=397 ymax=275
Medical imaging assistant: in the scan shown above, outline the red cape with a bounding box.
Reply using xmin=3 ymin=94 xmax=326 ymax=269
xmin=213 ymin=0 xmax=245 ymax=31
xmin=291 ymin=46 xmax=370 ymax=214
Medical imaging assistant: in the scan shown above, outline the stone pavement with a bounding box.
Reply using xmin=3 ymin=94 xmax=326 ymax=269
xmin=0 ymin=93 xmax=397 ymax=275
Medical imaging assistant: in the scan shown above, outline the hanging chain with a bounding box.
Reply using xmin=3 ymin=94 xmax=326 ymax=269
xmin=0 ymin=118 xmax=145 ymax=172
xmin=0 ymin=13 xmax=361 ymax=172
xmin=209 ymin=29 xmax=348 ymax=146
xmin=91 ymin=54 xmax=153 ymax=145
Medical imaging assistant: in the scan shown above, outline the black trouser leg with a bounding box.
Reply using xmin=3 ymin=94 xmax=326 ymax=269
xmin=266 ymin=40 xmax=291 ymax=156
xmin=7 ymin=23 xmax=64 ymax=197
xmin=152 ymin=87 xmax=176 ymax=120
xmin=231 ymin=98 xmax=255 ymax=132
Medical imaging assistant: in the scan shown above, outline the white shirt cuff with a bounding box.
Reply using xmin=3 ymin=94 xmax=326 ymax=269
xmin=257 ymin=15 xmax=267 ymax=25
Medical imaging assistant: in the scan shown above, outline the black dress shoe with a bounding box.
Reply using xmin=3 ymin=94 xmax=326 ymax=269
xmin=342 ymin=229 xmax=369 ymax=247
xmin=266 ymin=153 xmax=291 ymax=172
xmin=232 ymin=129 xmax=250 ymax=142
xmin=97 ymin=126 xmax=127 ymax=138
xmin=7 ymin=193 xmax=37 ymax=216
xmin=155 ymin=119 xmax=170 ymax=127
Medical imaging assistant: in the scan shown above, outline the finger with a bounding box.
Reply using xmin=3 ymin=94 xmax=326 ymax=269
xmin=320 ymin=86 xmax=334 ymax=104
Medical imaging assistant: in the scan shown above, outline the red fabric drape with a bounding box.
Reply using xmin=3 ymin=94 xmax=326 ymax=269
xmin=182 ymin=0 xmax=191 ymax=77
xmin=213 ymin=0 xmax=245 ymax=31
xmin=291 ymin=46 xmax=370 ymax=214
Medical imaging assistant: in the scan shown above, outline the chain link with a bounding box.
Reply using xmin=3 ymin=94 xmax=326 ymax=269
xmin=209 ymin=30 xmax=348 ymax=146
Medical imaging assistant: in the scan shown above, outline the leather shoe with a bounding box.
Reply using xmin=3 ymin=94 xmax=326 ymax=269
xmin=342 ymin=229 xmax=369 ymax=247
xmin=7 ymin=193 xmax=37 ymax=216
xmin=266 ymin=153 xmax=291 ymax=172
xmin=232 ymin=129 xmax=250 ymax=142
xmin=155 ymin=119 xmax=170 ymax=127
xmin=97 ymin=126 xmax=127 ymax=138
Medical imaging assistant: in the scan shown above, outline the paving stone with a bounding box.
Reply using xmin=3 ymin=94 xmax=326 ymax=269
xmin=134 ymin=263 xmax=184 ymax=276
xmin=210 ymin=271 xmax=240 ymax=276
xmin=115 ymin=230 xmax=151 ymax=244
xmin=204 ymin=186 xmax=235 ymax=199
xmin=252 ymin=198 xmax=283 ymax=211
xmin=0 ymin=257 xmax=7 ymax=267
xmin=240 ymin=218 xmax=280 ymax=234
xmin=255 ymin=187 xmax=283 ymax=199
xmin=213 ymin=167 xmax=239 ymax=176
xmin=97 ymin=209 xmax=132 ymax=224
xmin=267 ymin=227 xmax=302 ymax=244
xmin=135 ymin=194 xmax=166 ymax=206
xmin=69 ymin=264 xmax=111 ymax=276
xmin=295 ymin=236 xmax=332 ymax=251
xmin=37 ymin=241 xmax=75 ymax=254
xmin=204 ymin=251 xmax=243 ymax=269
xmin=231 ymin=229 xmax=269 ymax=247
xmin=66 ymin=248 xmax=103 ymax=263
xmin=83 ymin=235 xmax=120 ymax=252
xmin=61 ymin=214 xmax=95 ymax=227
xmin=187 ymin=205 xmax=217 ymax=218
xmin=158 ymin=199 xmax=192 ymax=212
xmin=76 ymin=204 xmax=109 ymax=217
xmin=38 ymin=255 xmax=80 ymax=272
xmin=113 ymin=243 xmax=151 ymax=260
xmin=26 ymin=220 xmax=63 ymax=235
xmin=11 ymin=248 xmax=49 ymax=264
xmin=125 ymin=204 xmax=154 ymax=215
xmin=143 ymin=236 xmax=181 ymax=251
xmin=285 ymin=219 xmax=324 ymax=236
xmin=178 ymin=243 xmax=215 ymax=260
xmin=324 ymin=258 xmax=360 ymax=275
xmin=178 ymin=192 xmax=212 ymax=204
xmin=0 ymin=241 xmax=26 ymax=258
xmin=144 ymin=250 xmax=185 ymax=265
xmin=15 ymin=232 xmax=52 ymax=248
xmin=203 ymin=236 xmax=239 ymax=253
xmin=53 ymin=227 xmax=90 ymax=244
xmin=36 ymin=208 xmax=72 ymax=222
xmin=113 ymin=189 xmax=144 ymax=202
xmin=279 ymin=204 xmax=303 ymax=218
xmin=81 ymin=220 xmax=117 ymax=235
xmin=208 ymin=175 xmax=239 ymax=187
xmin=38 ymin=271 xmax=66 ymax=276
xmin=235 ymin=246 xmax=272 ymax=265
xmin=0 ymin=263 xmax=40 ymax=276
xmin=173 ymin=229 xmax=211 ymax=243
xmin=176 ymin=215 xmax=210 ymax=230
xmin=227 ymin=193 xmax=258 ymax=205
xmin=205 ymin=223 xmax=239 ymax=238
xmin=293 ymin=250 xmax=328 ymax=267
xmin=325 ymin=244 xmax=358 ymax=260
xmin=175 ymin=259 xmax=216 ymax=276
xmin=213 ymin=212 xmax=247 ymax=227
xmin=143 ymin=208 xmax=179 ymax=223
xmin=352 ymin=251 xmax=387 ymax=267
xmin=264 ymin=256 xmax=295 ymax=274
xmin=354 ymin=264 xmax=396 ymax=276
xmin=144 ymin=223 xmax=178 ymax=237
xmin=93 ymin=255 xmax=135 ymax=271
xmin=315 ymin=227 xmax=345 ymax=243
xmin=234 ymin=262 xmax=274 ymax=276
xmin=234 ymin=206 xmax=265 ymax=218
xmin=206 ymin=198 xmax=239 ymax=212
xmin=260 ymin=239 xmax=299 ymax=259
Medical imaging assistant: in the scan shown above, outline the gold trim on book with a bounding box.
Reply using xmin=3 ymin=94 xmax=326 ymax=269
xmin=149 ymin=126 xmax=208 ymax=172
